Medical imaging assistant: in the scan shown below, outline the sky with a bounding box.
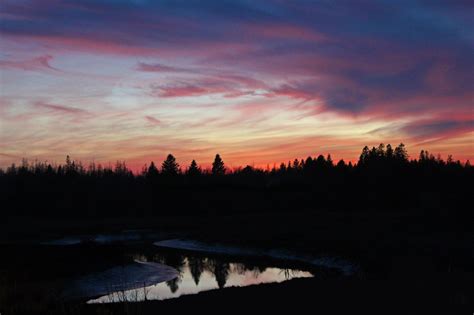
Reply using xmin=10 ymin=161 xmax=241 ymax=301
xmin=0 ymin=0 xmax=473 ymax=171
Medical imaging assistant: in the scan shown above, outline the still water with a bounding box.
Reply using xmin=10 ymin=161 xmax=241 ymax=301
xmin=87 ymin=250 xmax=313 ymax=303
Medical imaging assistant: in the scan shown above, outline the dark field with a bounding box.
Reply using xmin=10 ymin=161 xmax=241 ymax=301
xmin=1 ymin=209 xmax=473 ymax=314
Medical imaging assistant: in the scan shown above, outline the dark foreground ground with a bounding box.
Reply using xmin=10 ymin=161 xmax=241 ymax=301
xmin=1 ymin=209 xmax=473 ymax=315
xmin=86 ymin=277 xmax=472 ymax=315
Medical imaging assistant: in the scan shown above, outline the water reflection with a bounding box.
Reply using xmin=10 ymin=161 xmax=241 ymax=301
xmin=88 ymin=251 xmax=313 ymax=303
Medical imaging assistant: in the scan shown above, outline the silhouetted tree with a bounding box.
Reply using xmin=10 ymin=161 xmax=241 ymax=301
xmin=336 ymin=159 xmax=346 ymax=169
xmin=147 ymin=161 xmax=159 ymax=178
xmin=369 ymin=146 xmax=377 ymax=160
xmin=326 ymin=154 xmax=333 ymax=167
xmin=304 ymin=157 xmax=313 ymax=170
xmin=359 ymin=146 xmax=370 ymax=165
xmin=65 ymin=155 xmax=72 ymax=171
xmin=293 ymin=159 xmax=300 ymax=170
xmin=212 ymin=154 xmax=225 ymax=175
xmin=279 ymin=162 xmax=286 ymax=173
xmin=114 ymin=161 xmax=131 ymax=176
xmin=419 ymin=150 xmax=429 ymax=162
xmin=376 ymin=143 xmax=385 ymax=157
xmin=386 ymin=144 xmax=394 ymax=158
xmin=315 ymin=155 xmax=326 ymax=168
xmin=162 ymin=154 xmax=179 ymax=175
xmin=394 ymin=143 xmax=408 ymax=162
xmin=187 ymin=160 xmax=201 ymax=176
xmin=242 ymin=165 xmax=254 ymax=174
xmin=46 ymin=164 xmax=54 ymax=175
xmin=64 ymin=155 xmax=78 ymax=175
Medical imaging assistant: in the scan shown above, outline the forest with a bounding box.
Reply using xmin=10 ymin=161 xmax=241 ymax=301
xmin=1 ymin=143 xmax=472 ymax=219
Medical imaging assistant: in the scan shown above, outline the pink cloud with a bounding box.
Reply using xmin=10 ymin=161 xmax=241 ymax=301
xmin=144 ymin=115 xmax=161 ymax=126
xmin=270 ymin=84 xmax=313 ymax=99
xmin=153 ymin=84 xmax=209 ymax=98
xmin=35 ymin=102 xmax=88 ymax=115
xmin=136 ymin=62 xmax=188 ymax=73
xmin=244 ymin=23 xmax=328 ymax=42
xmin=0 ymin=54 xmax=60 ymax=72
xmin=148 ymin=73 xmax=267 ymax=98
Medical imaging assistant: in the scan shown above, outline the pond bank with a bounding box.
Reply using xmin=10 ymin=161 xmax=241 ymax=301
xmin=154 ymin=239 xmax=357 ymax=276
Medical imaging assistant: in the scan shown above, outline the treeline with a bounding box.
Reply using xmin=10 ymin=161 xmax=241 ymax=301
xmin=1 ymin=143 xmax=470 ymax=178
xmin=0 ymin=143 xmax=472 ymax=218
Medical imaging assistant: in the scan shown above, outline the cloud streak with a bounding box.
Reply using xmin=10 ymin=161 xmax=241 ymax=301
xmin=0 ymin=55 xmax=60 ymax=72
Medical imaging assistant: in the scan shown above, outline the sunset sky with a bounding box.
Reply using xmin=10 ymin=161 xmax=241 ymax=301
xmin=1 ymin=0 xmax=473 ymax=170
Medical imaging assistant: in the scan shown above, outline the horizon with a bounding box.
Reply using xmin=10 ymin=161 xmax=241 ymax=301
xmin=2 ymin=142 xmax=469 ymax=174
xmin=1 ymin=1 xmax=473 ymax=171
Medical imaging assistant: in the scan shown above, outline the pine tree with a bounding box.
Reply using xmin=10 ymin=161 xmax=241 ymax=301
xmin=386 ymin=144 xmax=394 ymax=159
xmin=359 ymin=146 xmax=370 ymax=165
xmin=293 ymin=159 xmax=300 ymax=169
xmin=162 ymin=154 xmax=179 ymax=175
xmin=376 ymin=143 xmax=385 ymax=157
xmin=326 ymin=154 xmax=333 ymax=167
xmin=187 ymin=160 xmax=201 ymax=176
xmin=212 ymin=154 xmax=226 ymax=175
xmin=147 ymin=161 xmax=159 ymax=178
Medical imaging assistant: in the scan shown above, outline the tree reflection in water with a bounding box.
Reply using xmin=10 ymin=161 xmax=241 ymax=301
xmin=207 ymin=259 xmax=230 ymax=289
xmin=162 ymin=254 xmax=186 ymax=293
xmin=88 ymin=250 xmax=314 ymax=303
xmin=145 ymin=251 xmax=312 ymax=294
xmin=188 ymin=256 xmax=205 ymax=286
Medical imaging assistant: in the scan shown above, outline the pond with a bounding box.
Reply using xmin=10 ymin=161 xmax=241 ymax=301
xmin=86 ymin=249 xmax=314 ymax=303
xmin=2 ymin=236 xmax=354 ymax=312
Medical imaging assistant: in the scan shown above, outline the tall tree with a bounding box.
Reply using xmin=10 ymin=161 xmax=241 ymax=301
xmin=394 ymin=143 xmax=408 ymax=162
xmin=419 ymin=150 xmax=428 ymax=162
xmin=326 ymin=154 xmax=333 ymax=167
xmin=315 ymin=154 xmax=326 ymax=168
xmin=114 ymin=161 xmax=130 ymax=176
xmin=304 ymin=157 xmax=313 ymax=170
xmin=279 ymin=162 xmax=287 ymax=173
xmin=147 ymin=161 xmax=159 ymax=178
xmin=293 ymin=159 xmax=300 ymax=169
xmin=359 ymin=146 xmax=370 ymax=165
xmin=336 ymin=159 xmax=346 ymax=169
xmin=162 ymin=154 xmax=179 ymax=175
xmin=376 ymin=143 xmax=385 ymax=157
xmin=187 ymin=159 xmax=201 ymax=176
xmin=212 ymin=154 xmax=226 ymax=175
xmin=386 ymin=144 xmax=394 ymax=159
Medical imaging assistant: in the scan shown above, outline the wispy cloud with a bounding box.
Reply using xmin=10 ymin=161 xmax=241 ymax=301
xmin=35 ymin=102 xmax=88 ymax=115
xmin=0 ymin=55 xmax=60 ymax=72
xmin=136 ymin=62 xmax=189 ymax=73
xmin=144 ymin=115 xmax=161 ymax=127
